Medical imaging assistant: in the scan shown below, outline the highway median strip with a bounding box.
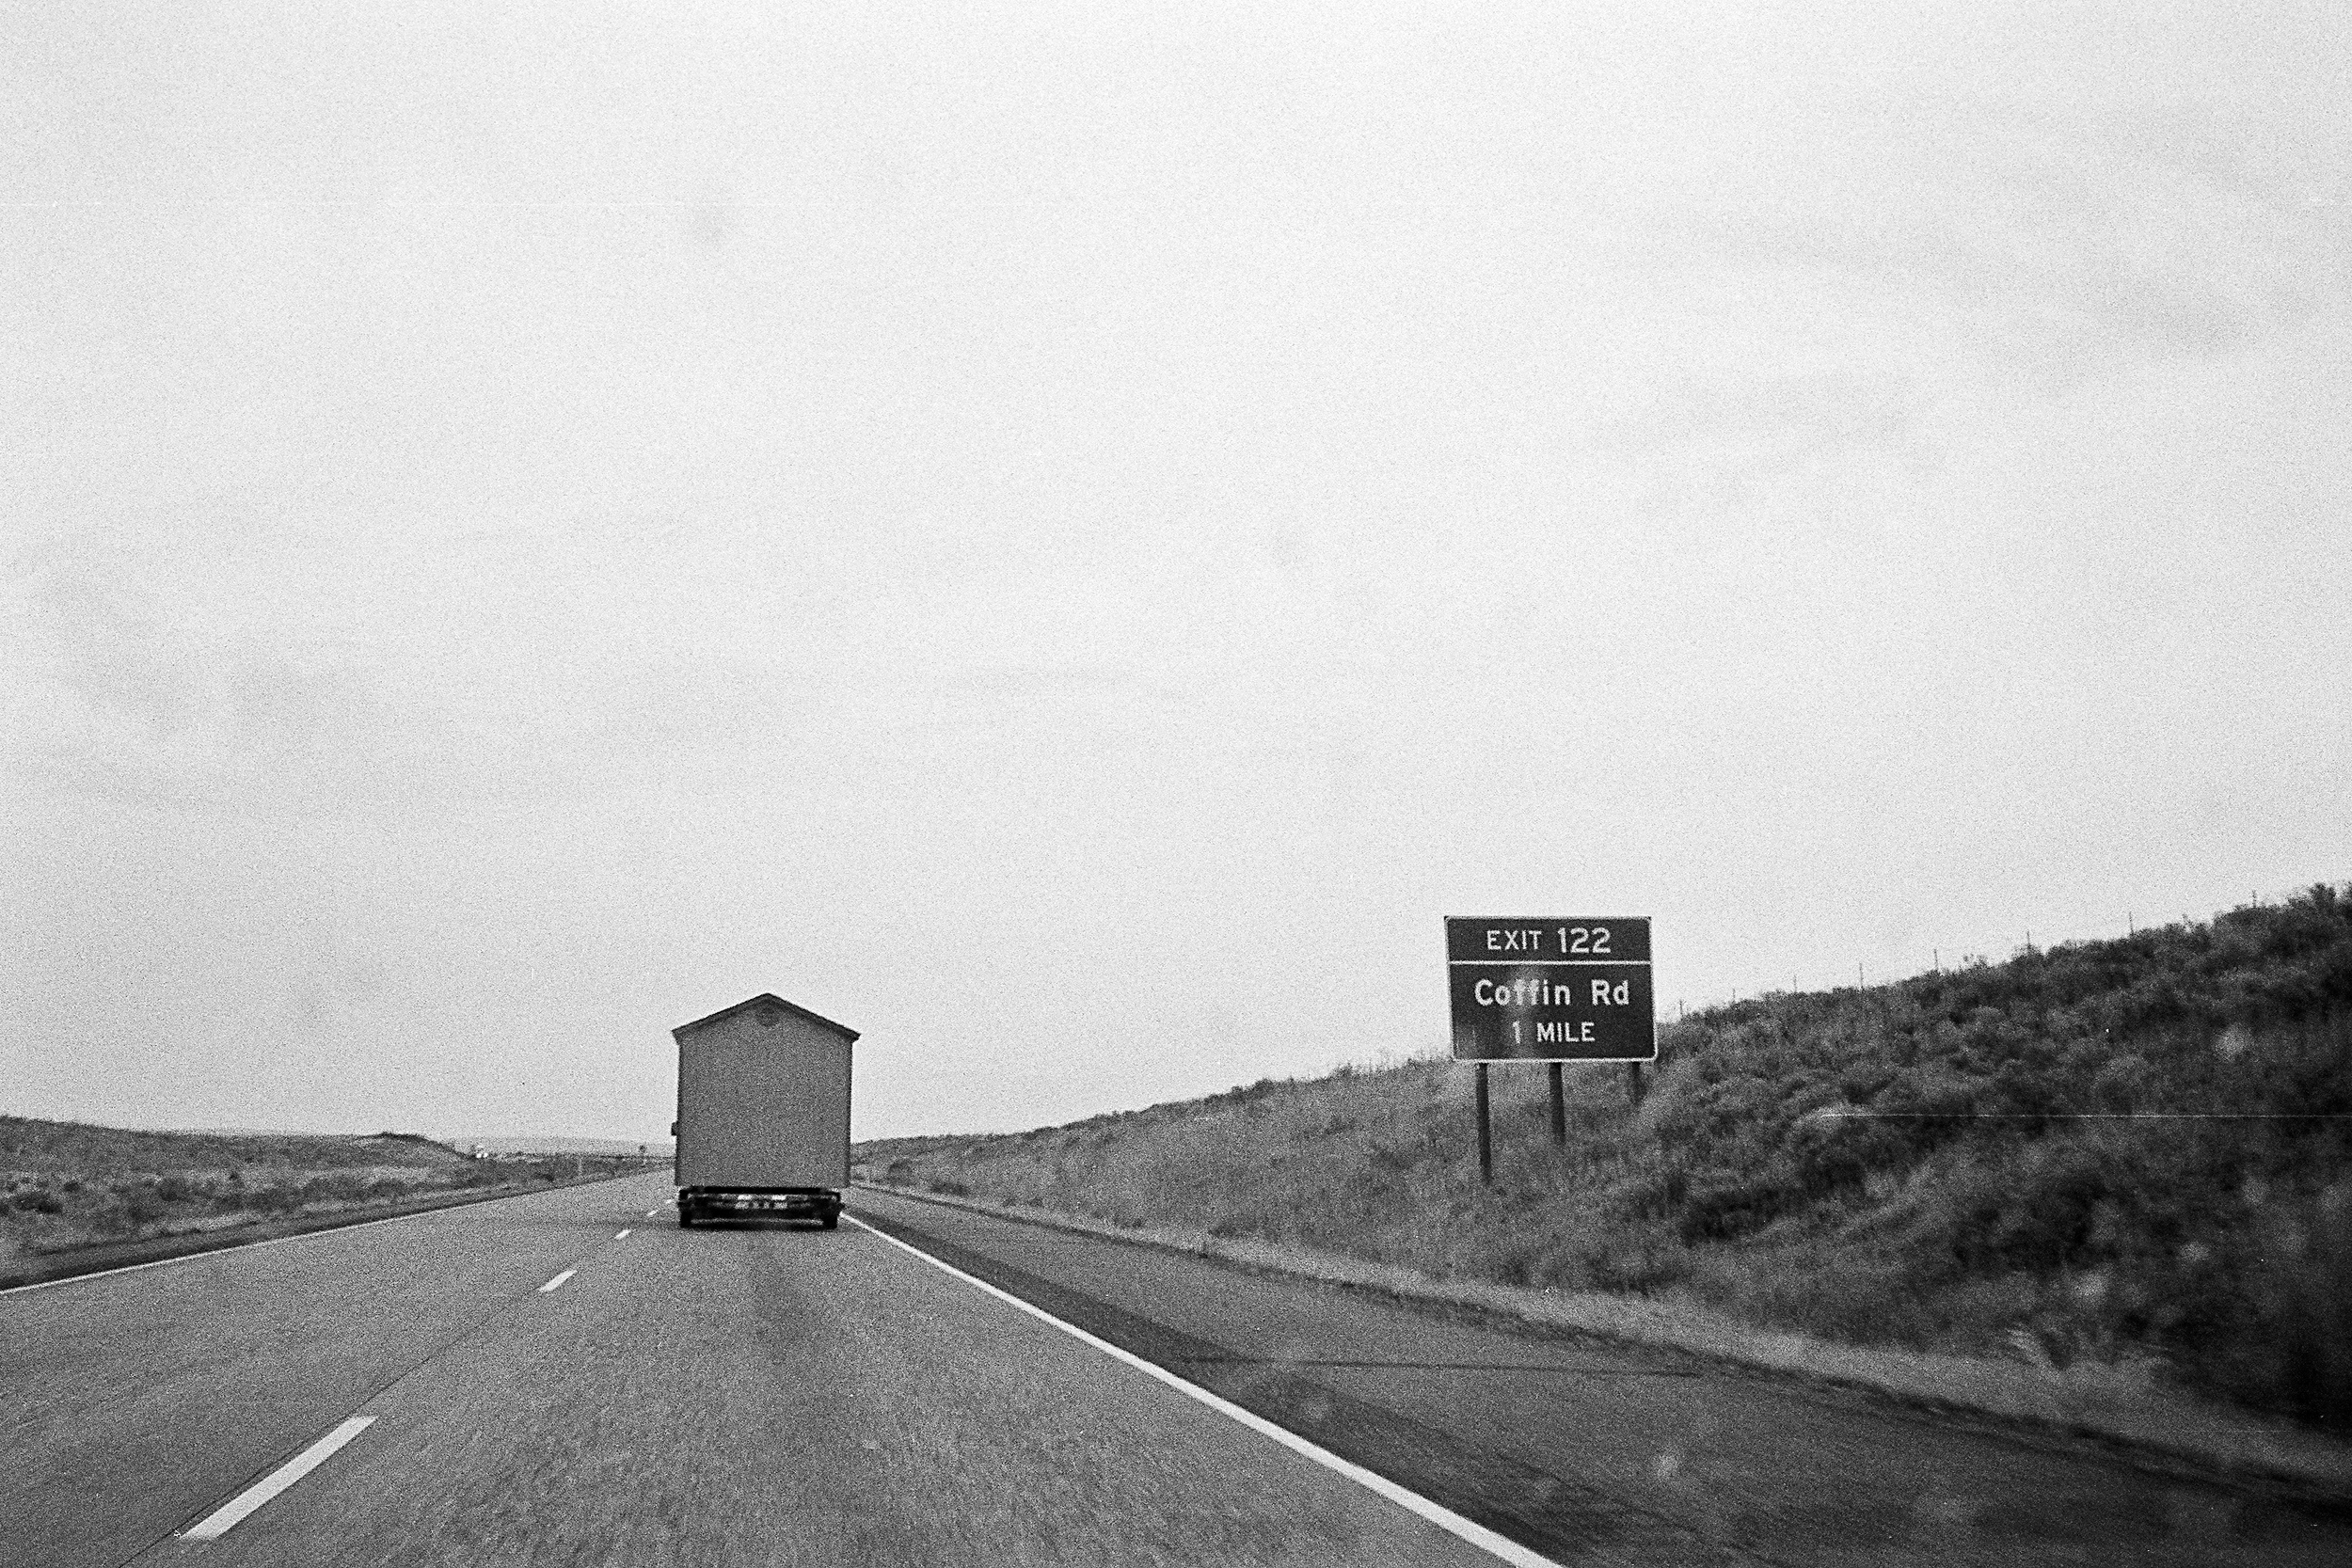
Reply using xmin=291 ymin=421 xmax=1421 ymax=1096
xmin=0 ymin=1169 xmax=662 ymax=1297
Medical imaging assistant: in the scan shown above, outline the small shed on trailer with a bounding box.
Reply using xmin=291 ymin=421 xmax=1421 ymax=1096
xmin=672 ymin=992 xmax=858 ymax=1196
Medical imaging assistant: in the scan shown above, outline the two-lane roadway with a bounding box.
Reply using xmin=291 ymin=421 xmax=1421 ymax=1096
xmin=4 ymin=1174 xmax=1505 ymax=1566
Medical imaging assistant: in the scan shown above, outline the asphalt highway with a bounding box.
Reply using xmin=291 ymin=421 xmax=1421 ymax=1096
xmin=5 ymin=1173 xmax=1496 ymax=1567
xmin=6 ymin=1172 xmax=2349 ymax=1566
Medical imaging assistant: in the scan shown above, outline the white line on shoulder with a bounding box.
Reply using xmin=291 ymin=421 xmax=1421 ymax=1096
xmin=846 ymin=1215 xmax=1562 ymax=1568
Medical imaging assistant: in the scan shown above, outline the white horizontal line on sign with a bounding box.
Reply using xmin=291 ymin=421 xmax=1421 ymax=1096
xmin=1447 ymin=959 xmax=1651 ymax=966
xmin=1459 ymin=1058 xmax=1660 ymax=1065
xmin=181 ymin=1417 xmax=375 ymax=1539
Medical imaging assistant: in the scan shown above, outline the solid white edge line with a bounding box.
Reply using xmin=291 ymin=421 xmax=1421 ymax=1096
xmin=181 ymin=1416 xmax=376 ymax=1540
xmin=845 ymin=1215 xmax=1563 ymax=1568
xmin=1 ymin=1174 xmax=674 ymax=1298
xmin=538 ymin=1267 xmax=576 ymax=1293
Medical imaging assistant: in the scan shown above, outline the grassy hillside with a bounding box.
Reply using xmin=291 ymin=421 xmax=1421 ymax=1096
xmin=0 ymin=1117 xmax=620 ymax=1262
xmin=0 ymin=1120 xmax=469 ymax=1175
xmin=860 ymin=885 xmax=2352 ymax=1429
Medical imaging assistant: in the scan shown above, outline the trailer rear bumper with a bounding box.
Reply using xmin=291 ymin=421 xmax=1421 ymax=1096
xmin=676 ymin=1187 xmax=843 ymax=1227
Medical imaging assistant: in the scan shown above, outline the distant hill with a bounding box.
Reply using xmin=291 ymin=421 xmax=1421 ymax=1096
xmin=447 ymin=1134 xmax=672 ymax=1156
xmin=0 ymin=1117 xmax=648 ymax=1268
xmin=861 ymin=884 xmax=2352 ymax=1429
xmin=0 ymin=1118 xmax=469 ymax=1173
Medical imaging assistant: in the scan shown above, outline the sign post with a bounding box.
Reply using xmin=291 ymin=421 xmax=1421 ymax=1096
xmin=1475 ymin=1064 xmax=1493 ymax=1184
xmin=1448 ymin=916 xmax=1656 ymax=1180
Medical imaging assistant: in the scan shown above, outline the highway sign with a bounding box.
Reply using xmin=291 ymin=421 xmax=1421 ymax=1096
xmin=1447 ymin=916 xmax=1656 ymax=1062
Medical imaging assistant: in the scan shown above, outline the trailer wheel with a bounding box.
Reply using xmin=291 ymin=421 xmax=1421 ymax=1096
xmin=819 ymin=1212 xmax=839 ymax=1229
xmin=677 ymin=1207 xmax=695 ymax=1228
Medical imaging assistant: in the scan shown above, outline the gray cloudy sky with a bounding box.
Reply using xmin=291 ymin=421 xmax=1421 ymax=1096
xmin=5 ymin=3 xmax=2346 ymax=1143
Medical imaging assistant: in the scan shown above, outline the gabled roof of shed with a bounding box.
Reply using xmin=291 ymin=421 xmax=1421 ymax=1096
xmin=672 ymin=992 xmax=860 ymax=1042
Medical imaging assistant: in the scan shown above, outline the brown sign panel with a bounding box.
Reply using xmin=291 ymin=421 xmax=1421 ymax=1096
xmin=1447 ymin=916 xmax=1656 ymax=1062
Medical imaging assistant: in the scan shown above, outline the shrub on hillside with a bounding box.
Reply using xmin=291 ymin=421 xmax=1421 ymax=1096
xmin=2266 ymin=1183 xmax=2352 ymax=1427
xmin=154 ymin=1174 xmax=217 ymax=1205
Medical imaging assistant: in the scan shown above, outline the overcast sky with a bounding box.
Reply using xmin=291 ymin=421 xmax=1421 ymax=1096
xmin=6 ymin=3 xmax=2346 ymax=1143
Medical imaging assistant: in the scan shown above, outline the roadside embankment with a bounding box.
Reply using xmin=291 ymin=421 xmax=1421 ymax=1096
xmin=857 ymin=886 xmax=2352 ymax=1484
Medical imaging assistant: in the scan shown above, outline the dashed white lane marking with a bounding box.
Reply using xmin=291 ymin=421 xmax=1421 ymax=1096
xmin=538 ymin=1268 xmax=576 ymax=1293
xmin=646 ymin=1208 xmax=660 ymax=1216
xmin=614 ymin=1228 xmax=631 ymax=1240
xmin=846 ymin=1215 xmax=1563 ymax=1568
xmin=181 ymin=1417 xmax=375 ymax=1540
